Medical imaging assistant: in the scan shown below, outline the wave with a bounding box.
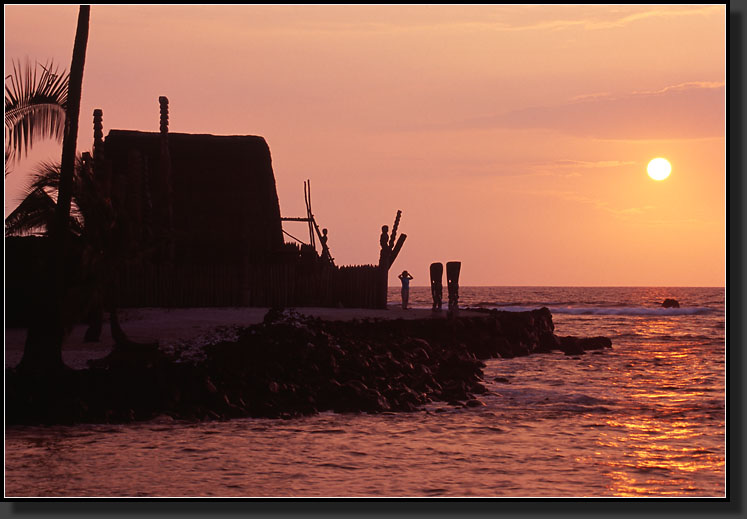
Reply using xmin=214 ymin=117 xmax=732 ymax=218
xmin=475 ymin=301 xmax=571 ymax=308
xmin=473 ymin=305 xmax=715 ymax=316
xmin=655 ymin=333 xmax=723 ymax=342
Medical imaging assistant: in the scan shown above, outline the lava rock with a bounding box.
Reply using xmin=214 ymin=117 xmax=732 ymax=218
xmin=6 ymin=309 xmax=612 ymax=425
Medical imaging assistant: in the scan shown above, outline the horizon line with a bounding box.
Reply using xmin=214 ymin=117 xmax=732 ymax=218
xmin=388 ymin=285 xmax=726 ymax=289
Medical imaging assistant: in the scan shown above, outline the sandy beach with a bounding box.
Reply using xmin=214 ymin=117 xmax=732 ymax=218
xmin=5 ymin=306 xmax=485 ymax=369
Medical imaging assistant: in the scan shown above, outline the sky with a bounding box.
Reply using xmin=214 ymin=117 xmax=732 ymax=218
xmin=4 ymin=5 xmax=726 ymax=286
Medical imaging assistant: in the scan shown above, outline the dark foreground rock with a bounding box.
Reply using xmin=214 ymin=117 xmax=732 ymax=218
xmin=6 ymin=308 xmax=611 ymax=425
xmin=662 ymin=298 xmax=680 ymax=308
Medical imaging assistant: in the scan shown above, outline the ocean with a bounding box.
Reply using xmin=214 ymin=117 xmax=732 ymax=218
xmin=4 ymin=287 xmax=725 ymax=497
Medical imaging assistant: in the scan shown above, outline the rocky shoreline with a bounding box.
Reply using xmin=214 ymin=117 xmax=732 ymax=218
xmin=5 ymin=308 xmax=611 ymax=425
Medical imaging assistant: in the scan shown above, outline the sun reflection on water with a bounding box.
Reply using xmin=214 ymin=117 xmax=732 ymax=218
xmin=593 ymin=353 xmax=723 ymax=495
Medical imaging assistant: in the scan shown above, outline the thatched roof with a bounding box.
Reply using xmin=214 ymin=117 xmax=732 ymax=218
xmin=104 ymin=130 xmax=284 ymax=264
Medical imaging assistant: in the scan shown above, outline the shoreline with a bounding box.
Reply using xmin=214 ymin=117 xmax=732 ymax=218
xmin=5 ymin=306 xmax=490 ymax=369
xmin=5 ymin=307 xmax=612 ymax=425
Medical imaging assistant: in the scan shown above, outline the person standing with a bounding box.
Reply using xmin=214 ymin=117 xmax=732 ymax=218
xmin=398 ymin=270 xmax=414 ymax=310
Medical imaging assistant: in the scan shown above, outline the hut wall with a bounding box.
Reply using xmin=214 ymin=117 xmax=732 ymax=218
xmin=5 ymin=237 xmax=50 ymax=327
xmin=112 ymin=263 xmax=388 ymax=309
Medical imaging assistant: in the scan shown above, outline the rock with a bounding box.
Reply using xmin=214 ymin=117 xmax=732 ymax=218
xmin=558 ymin=337 xmax=585 ymax=355
xmin=558 ymin=335 xmax=611 ymax=354
xmin=662 ymin=298 xmax=680 ymax=308
xmin=578 ymin=336 xmax=613 ymax=350
xmin=6 ymin=308 xmax=613 ymax=425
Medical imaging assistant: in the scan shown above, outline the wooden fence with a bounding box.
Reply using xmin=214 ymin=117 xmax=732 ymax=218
xmin=113 ymin=262 xmax=388 ymax=309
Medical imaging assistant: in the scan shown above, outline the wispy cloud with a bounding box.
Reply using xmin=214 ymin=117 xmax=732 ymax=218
xmin=570 ymin=92 xmax=613 ymax=102
xmin=400 ymin=5 xmax=725 ymax=34
xmin=502 ymin=159 xmax=637 ymax=179
xmin=516 ymin=188 xmax=656 ymax=218
xmin=188 ymin=5 xmax=724 ymax=36
xmin=574 ymin=6 xmax=723 ymax=31
xmin=459 ymin=82 xmax=725 ymax=140
xmin=515 ymin=187 xmax=715 ymax=227
xmin=631 ymin=81 xmax=726 ymax=96
xmin=548 ymin=159 xmax=637 ymax=169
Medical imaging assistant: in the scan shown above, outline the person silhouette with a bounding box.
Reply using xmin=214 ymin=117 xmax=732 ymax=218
xmin=398 ymin=270 xmax=414 ymax=310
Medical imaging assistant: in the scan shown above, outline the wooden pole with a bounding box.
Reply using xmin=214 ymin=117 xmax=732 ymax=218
xmin=388 ymin=233 xmax=407 ymax=268
xmin=304 ymin=180 xmax=315 ymax=249
xmin=159 ymin=96 xmax=174 ymax=263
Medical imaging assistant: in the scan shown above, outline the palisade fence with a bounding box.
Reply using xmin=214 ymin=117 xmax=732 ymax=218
xmin=112 ymin=262 xmax=388 ymax=309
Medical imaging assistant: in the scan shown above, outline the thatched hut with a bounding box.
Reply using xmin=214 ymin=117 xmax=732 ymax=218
xmin=5 ymin=99 xmax=388 ymax=316
xmin=103 ymin=130 xmax=284 ymax=265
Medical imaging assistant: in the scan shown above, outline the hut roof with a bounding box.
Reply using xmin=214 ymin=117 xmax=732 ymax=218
xmin=104 ymin=130 xmax=284 ymax=263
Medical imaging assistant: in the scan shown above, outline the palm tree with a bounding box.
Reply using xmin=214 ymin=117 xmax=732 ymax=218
xmin=4 ymin=59 xmax=69 ymax=172
xmin=18 ymin=5 xmax=90 ymax=374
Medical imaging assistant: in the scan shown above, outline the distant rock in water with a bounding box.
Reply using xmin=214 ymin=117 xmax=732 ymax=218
xmin=661 ymin=298 xmax=680 ymax=308
xmin=557 ymin=336 xmax=612 ymax=355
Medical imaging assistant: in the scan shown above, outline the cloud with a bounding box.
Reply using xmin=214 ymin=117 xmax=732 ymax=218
xmin=168 ymin=5 xmax=723 ymax=37
xmin=462 ymin=82 xmax=725 ymax=140
xmin=517 ymin=188 xmax=657 ymax=219
xmin=495 ymin=159 xmax=636 ymax=179
xmin=548 ymin=159 xmax=637 ymax=168
xmin=381 ymin=5 xmax=725 ymax=35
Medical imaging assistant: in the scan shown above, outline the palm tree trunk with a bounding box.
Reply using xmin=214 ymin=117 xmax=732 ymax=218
xmin=56 ymin=5 xmax=90 ymax=225
xmin=19 ymin=5 xmax=90 ymax=374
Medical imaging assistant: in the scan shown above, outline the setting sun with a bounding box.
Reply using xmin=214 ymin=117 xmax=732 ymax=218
xmin=647 ymin=158 xmax=672 ymax=181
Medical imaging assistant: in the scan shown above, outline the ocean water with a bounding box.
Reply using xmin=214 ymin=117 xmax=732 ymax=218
xmin=4 ymin=287 xmax=725 ymax=497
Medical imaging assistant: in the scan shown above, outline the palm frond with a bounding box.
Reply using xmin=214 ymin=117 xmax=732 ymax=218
xmin=4 ymin=187 xmax=57 ymax=236
xmin=5 ymin=157 xmax=88 ymax=237
xmin=4 ymin=59 xmax=69 ymax=164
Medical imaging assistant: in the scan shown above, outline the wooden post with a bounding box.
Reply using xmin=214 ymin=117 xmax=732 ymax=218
xmin=388 ymin=233 xmax=407 ymax=268
xmin=159 ymin=96 xmax=174 ymax=263
xmin=430 ymin=262 xmax=443 ymax=311
xmin=93 ymin=109 xmax=103 ymax=144
xmin=447 ymin=261 xmax=461 ymax=318
xmin=92 ymin=108 xmax=111 ymax=198
xmin=304 ymin=180 xmax=315 ymax=249
xmin=388 ymin=210 xmax=401 ymax=250
xmin=93 ymin=109 xmax=104 ymax=163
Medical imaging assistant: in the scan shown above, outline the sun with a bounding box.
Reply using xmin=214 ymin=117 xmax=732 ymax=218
xmin=647 ymin=158 xmax=672 ymax=181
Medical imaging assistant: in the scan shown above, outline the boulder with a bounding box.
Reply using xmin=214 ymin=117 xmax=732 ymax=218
xmin=662 ymin=298 xmax=680 ymax=308
xmin=558 ymin=336 xmax=585 ymax=356
xmin=577 ymin=336 xmax=613 ymax=350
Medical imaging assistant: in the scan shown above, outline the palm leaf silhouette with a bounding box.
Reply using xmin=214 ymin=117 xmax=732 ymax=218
xmin=5 ymin=158 xmax=89 ymax=237
xmin=4 ymin=59 xmax=69 ymax=165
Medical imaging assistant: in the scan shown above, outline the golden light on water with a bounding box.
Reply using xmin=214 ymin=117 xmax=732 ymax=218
xmin=595 ymin=415 xmax=724 ymax=496
xmin=647 ymin=158 xmax=672 ymax=180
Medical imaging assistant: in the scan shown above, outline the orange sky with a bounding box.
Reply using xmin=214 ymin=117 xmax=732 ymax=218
xmin=4 ymin=5 xmax=726 ymax=286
